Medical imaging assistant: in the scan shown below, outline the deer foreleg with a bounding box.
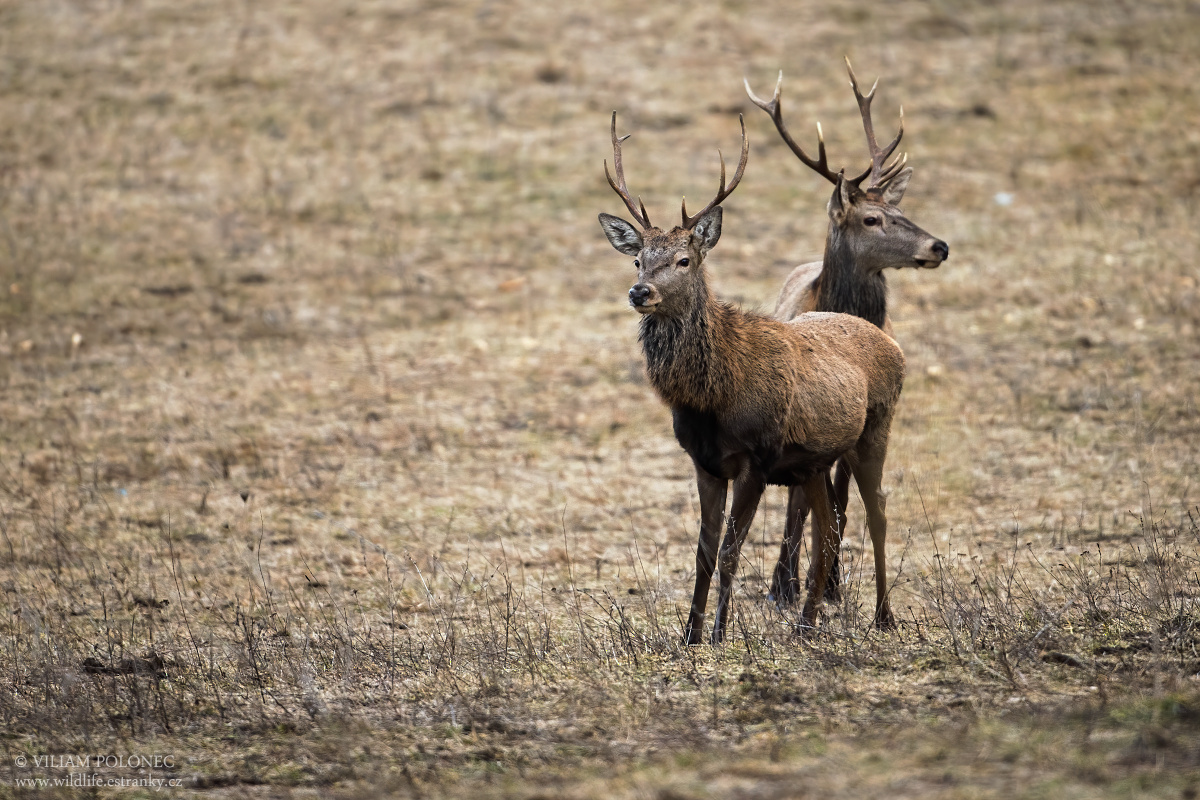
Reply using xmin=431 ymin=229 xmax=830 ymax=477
xmin=685 ymin=468 xmax=728 ymax=645
xmin=770 ymin=484 xmax=809 ymax=606
xmin=711 ymin=469 xmax=765 ymax=644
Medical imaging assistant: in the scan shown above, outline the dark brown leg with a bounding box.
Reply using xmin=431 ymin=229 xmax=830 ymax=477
xmin=849 ymin=451 xmax=895 ymax=629
xmin=824 ymin=460 xmax=853 ymax=601
xmin=685 ymin=468 xmax=728 ymax=645
xmin=769 ymin=484 xmax=809 ymax=605
xmin=801 ymin=473 xmax=840 ymax=629
xmin=711 ymin=469 xmax=766 ymax=644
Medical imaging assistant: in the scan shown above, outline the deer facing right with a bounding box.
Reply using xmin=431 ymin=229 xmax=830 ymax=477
xmin=597 ymin=112 xmax=905 ymax=641
xmin=750 ymin=62 xmax=949 ymax=332
xmin=746 ymin=60 xmax=949 ymax=607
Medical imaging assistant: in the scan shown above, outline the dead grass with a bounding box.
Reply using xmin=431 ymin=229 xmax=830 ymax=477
xmin=2 ymin=0 xmax=1200 ymax=797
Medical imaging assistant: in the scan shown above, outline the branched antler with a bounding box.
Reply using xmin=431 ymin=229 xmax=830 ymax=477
xmin=744 ymin=72 xmax=839 ymax=185
xmin=844 ymin=56 xmax=906 ymax=190
xmin=604 ymin=111 xmax=652 ymax=229
xmin=680 ymin=114 xmax=749 ymax=229
xmin=746 ymin=61 xmax=907 ymax=191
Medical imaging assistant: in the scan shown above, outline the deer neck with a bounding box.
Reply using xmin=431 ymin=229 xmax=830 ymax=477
xmin=814 ymin=227 xmax=888 ymax=330
xmin=637 ymin=274 xmax=739 ymax=412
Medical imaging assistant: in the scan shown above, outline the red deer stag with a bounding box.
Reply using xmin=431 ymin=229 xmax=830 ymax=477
xmin=597 ymin=111 xmax=905 ymax=642
xmin=745 ymin=60 xmax=948 ymax=607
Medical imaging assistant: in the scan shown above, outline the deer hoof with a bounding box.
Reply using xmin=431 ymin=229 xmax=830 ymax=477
xmin=792 ymin=622 xmax=815 ymax=640
xmin=768 ymin=578 xmax=801 ymax=607
xmin=800 ymin=600 xmax=820 ymax=631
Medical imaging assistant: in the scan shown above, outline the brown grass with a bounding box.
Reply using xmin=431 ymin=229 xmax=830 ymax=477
xmin=2 ymin=0 xmax=1200 ymax=797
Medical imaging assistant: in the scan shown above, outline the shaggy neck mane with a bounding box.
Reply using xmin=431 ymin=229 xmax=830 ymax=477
xmin=814 ymin=227 xmax=887 ymax=330
xmin=638 ymin=276 xmax=745 ymax=412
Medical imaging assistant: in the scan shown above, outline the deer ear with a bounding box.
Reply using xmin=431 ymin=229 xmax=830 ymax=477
xmin=691 ymin=207 xmax=723 ymax=255
xmin=599 ymin=213 xmax=643 ymax=256
xmin=828 ymin=174 xmax=853 ymax=225
xmin=880 ymin=167 xmax=912 ymax=205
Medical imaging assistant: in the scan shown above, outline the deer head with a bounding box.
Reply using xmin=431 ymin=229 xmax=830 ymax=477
xmin=598 ymin=111 xmax=748 ymax=316
xmin=746 ymin=58 xmax=948 ymax=274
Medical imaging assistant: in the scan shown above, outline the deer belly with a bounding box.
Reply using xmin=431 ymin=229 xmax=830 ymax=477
xmin=672 ymin=406 xmax=842 ymax=484
xmin=764 ymin=444 xmax=840 ymax=487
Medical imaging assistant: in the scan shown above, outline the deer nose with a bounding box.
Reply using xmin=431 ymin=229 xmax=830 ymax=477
xmin=629 ymin=284 xmax=652 ymax=305
xmin=932 ymin=240 xmax=949 ymax=260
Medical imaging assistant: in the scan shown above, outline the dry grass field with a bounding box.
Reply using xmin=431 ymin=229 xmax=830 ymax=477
xmin=2 ymin=0 xmax=1200 ymax=796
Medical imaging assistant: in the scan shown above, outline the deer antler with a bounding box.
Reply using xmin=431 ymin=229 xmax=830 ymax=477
xmin=844 ymin=57 xmax=906 ymax=190
xmin=604 ymin=111 xmax=652 ymax=229
xmin=681 ymin=114 xmax=749 ymax=230
xmin=744 ymin=72 xmax=840 ymax=186
xmin=746 ymin=63 xmax=908 ymax=191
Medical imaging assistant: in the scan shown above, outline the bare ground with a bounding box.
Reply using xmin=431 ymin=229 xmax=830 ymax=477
xmin=1 ymin=0 xmax=1200 ymax=797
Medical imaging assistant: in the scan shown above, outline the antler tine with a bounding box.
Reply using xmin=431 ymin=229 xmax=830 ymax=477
xmin=875 ymin=151 xmax=909 ymax=187
xmin=681 ymin=114 xmax=749 ymax=229
xmin=604 ymin=111 xmax=652 ymax=228
xmin=845 ymin=57 xmax=905 ymax=190
xmin=745 ymin=71 xmax=840 ymax=185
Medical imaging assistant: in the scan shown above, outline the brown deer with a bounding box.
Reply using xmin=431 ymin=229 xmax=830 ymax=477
xmin=597 ymin=111 xmax=905 ymax=642
xmin=746 ymin=60 xmax=948 ymax=607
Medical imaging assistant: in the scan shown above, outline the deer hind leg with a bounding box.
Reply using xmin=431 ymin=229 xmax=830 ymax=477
xmin=769 ymin=484 xmax=809 ymax=606
xmin=848 ymin=445 xmax=895 ymax=629
xmin=824 ymin=459 xmax=853 ymax=601
xmin=685 ymin=468 xmax=729 ymax=645
xmin=800 ymin=472 xmax=840 ymax=629
xmin=711 ymin=469 xmax=766 ymax=644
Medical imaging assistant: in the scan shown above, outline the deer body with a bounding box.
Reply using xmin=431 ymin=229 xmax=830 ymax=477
xmin=598 ymin=112 xmax=903 ymax=641
xmin=641 ymin=302 xmax=901 ymax=484
xmin=746 ymin=62 xmax=948 ymax=605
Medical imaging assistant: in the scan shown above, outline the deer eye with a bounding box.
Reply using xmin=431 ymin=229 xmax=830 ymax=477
xmin=633 ymin=259 xmax=640 ymax=268
xmin=678 ymin=258 xmax=690 ymax=267
xmin=863 ymin=216 xmax=881 ymax=227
